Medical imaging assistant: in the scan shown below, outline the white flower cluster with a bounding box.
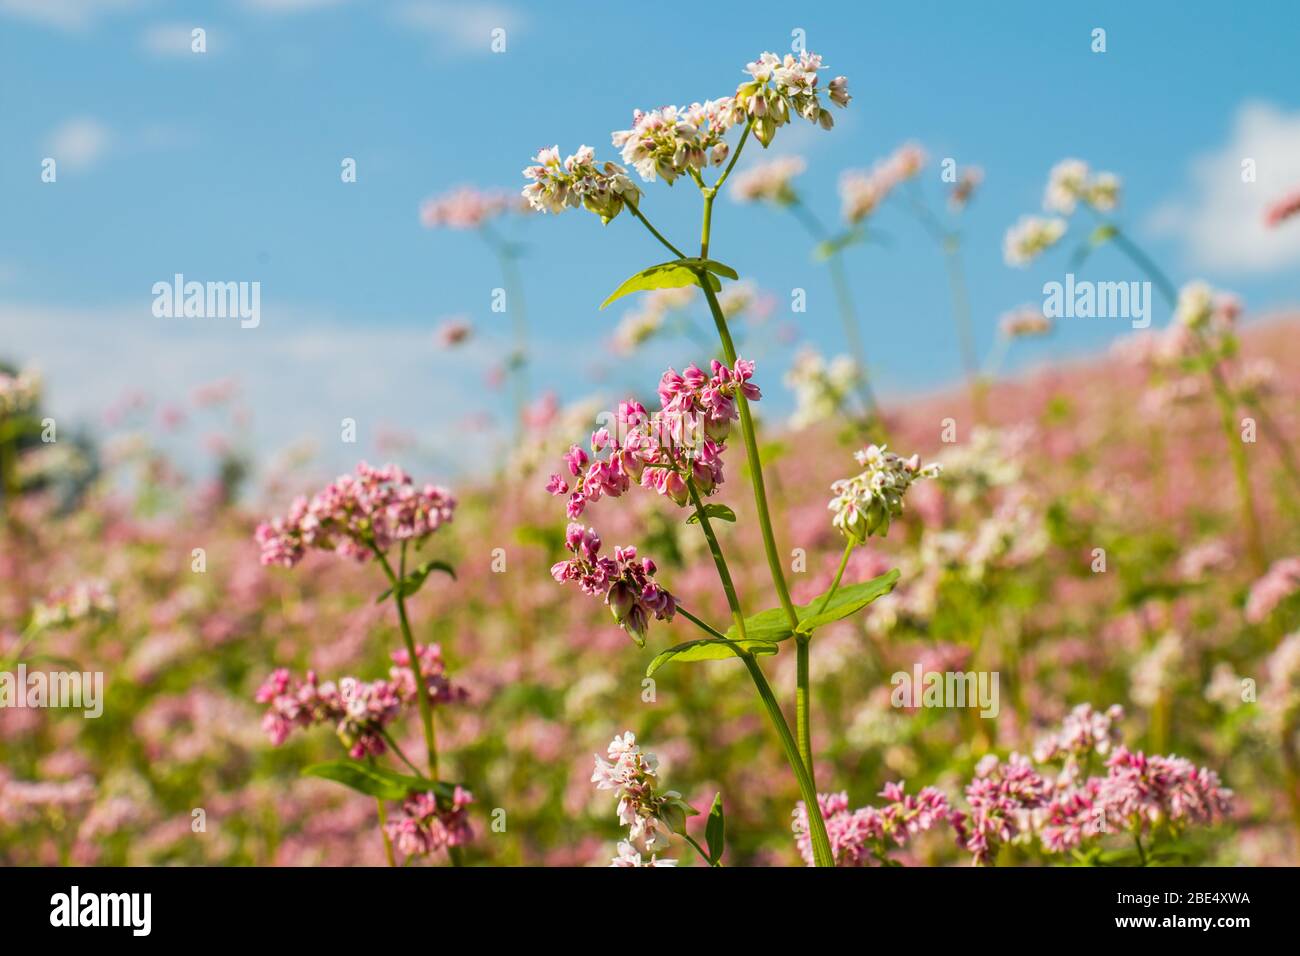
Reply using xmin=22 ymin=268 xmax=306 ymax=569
xmin=829 ymin=444 xmax=941 ymax=541
xmin=1043 ymin=158 xmax=1121 ymax=214
xmin=1003 ymin=215 xmax=1067 ymax=266
xmin=0 ymin=368 xmax=41 ymax=415
xmin=592 ymin=732 xmax=692 ymax=866
xmin=736 ymin=51 xmax=850 ymax=146
xmin=612 ymin=99 xmax=736 ymax=184
xmin=521 ymin=145 xmax=641 ymax=223
xmin=783 ymin=348 xmax=859 ymax=429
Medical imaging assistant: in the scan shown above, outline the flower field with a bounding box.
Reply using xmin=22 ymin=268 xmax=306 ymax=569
xmin=3 ymin=39 xmax=1300 ymax=871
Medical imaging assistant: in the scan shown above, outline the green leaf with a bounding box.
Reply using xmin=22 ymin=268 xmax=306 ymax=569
xmin=599 ymin=258 xmax=737 ymax=310
xmin=686 ymin=504 xmax=736 ymax=525
xmin=723 ymin=568 xmax=901 ymax=642
xmin=705 ymin=792 xmax=726 ymax=864
xmin=376 ymin=559 xmax=456 ymax=604
xmin=724 ymin=605 xmax=796 ymax=643
xmin=646 ymin=638 xmax=778 ymax=676
xmin=302 ymin=760 xmax=457 ymax=801
xmin=796 ymin=569 xmax=900 ymax=634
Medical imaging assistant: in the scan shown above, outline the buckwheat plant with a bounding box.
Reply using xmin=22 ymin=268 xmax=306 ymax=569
xmin=253 ymin=461 xmax=471 ymax=865
xmin=523 ymin=50 xmax=948 ymax=866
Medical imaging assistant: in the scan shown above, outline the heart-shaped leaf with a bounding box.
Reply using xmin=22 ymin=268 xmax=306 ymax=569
xmin=599 ymin=258 xmax=738 ymax=310
xmin=645 ymin=637 xmax=778 ymax=676
xmin=686 ymin=504 xmax=736 ymax=525
xmin=796 ymin=569 xmax=900 ymax=634
xmin=723 ymin=568 xmax=900 ymax=642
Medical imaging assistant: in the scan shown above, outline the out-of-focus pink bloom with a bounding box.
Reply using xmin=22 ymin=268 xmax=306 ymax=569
xmin=1263 ymin=188 xmax=1300 ymax=228
xmin=435 ymin=316 xmax=472 ymax=347
xmin=420 ymin=186 xmax=510 ymax=230
xmin=949 ymin=166 xmax=983 ymax=211
xmin=254 ymin=462 xmax=456 ymax=567
xmin=730 ymin=156 xmax=805 ymax=205
xmin=1245 ymin=556 xmax=1300 ymax=624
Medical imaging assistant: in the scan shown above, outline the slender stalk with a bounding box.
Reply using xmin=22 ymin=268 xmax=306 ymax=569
xmin=373 ymin=541 xmax=469 ymax=866
xmin=697 ymin=279 xmax=800 ymax=632
xmin=814 ymin=540 xmax=855 ymax=617
xmin=682 ymin=833 xmax=717 ymax=867
xmin=796 ymin=540 xmax=855 ymax=779
xmin=626 ymin=203 xmax=687 ymax=259
xmin=682 ymin=484 xmax=835 ymax=867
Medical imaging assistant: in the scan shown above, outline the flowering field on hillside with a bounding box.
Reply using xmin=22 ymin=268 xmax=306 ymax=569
xmin=3 ymin=46 xmax=1300 ymax=869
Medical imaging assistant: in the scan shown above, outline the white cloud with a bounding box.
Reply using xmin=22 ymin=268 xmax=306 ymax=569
xmin=237 ymin=0 xmax=347 ymax=13
xmin=0 ymin=0 xmax=138 ymax=31
xmin=0 ymin=300 xmax=515 ymax=478
xmin=1146 ymin=101 xmax=1300 ymax=276
xmin=391 ymin=1 xmax=523 ymax=54
xmin=45 ymin=117 xmax=113 ymax=171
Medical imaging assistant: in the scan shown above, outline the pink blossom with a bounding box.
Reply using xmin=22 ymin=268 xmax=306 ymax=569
xmin=254 ymin=462 xmax=456 ymax=567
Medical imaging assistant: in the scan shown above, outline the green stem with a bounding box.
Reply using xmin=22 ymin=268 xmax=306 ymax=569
xmin=1107 ymin=227 xmax=1177 ymax=310
xmin=797 ymin=540 xmax=855 ymax=778
xmin=815 ymin=540 xmax=855 ymax=617
xmin=626 ymin=202 xmax=687 ymax=259
xmin=374 ymin=542 xmax=466 ymax=865
xmin=1132 ymin=830 xmax=1148 ymax=867
xmin=682 ymin=833 xmax=716 ymax=867
xmin=697 ymin=279 xmax=800 ymax=632
xmin=682 ymin=487 xmax=834 ymax=867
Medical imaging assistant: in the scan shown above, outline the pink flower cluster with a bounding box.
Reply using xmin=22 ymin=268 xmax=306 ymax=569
xmin=1032 ymin=703 xmax=1124 ymax=764
xmin=384 ymin=786 xmax=474 ymax=859
xmin=546 ymin=359 xmax=759 ymax=518
xmin=389 ymin=643 xmax=469 ymax=707
xmin=419 ymin=185 xmax=512 ymax=230
xmin=550 ymin=525 xmax=675 ymax=645
xmin=793 ymin=784 xmax=952 ymax=867
xmin=838 ymin=142 xmax=927 ymax=224
xmin=255 ymin=462 xmax=456 ymax=567
xmin=951 ymin=754 xmax=1049 ymax=865
xmin=255 ymin=644 xmax=464 ymax=757
xmin=1245 ymin=556 xmax=1300 ymax=624
xmin=255 ymin=669 xmax=403 ymax=759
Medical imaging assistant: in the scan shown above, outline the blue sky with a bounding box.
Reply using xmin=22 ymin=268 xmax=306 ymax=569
xmin=2 ymin=0 xmax=1298 ymax=477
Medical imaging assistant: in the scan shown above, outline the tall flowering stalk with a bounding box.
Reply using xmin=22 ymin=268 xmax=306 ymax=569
xmin=254 ymin=462 xmax=470 ymax=865
xmin=524 ymin=48 xmax=861 ymax=866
